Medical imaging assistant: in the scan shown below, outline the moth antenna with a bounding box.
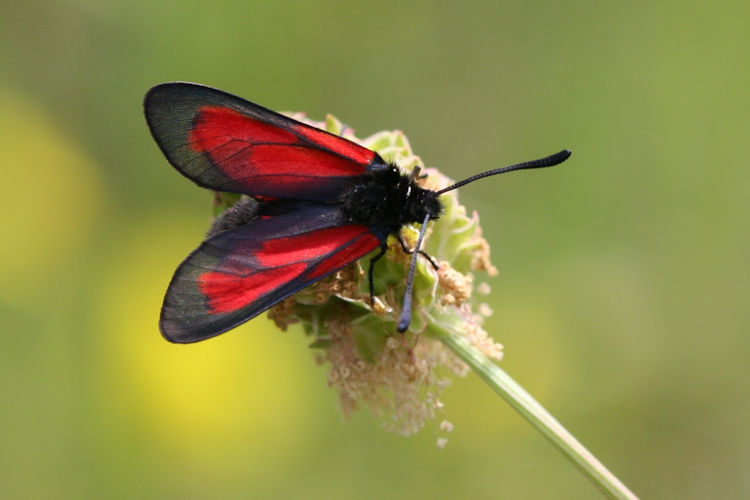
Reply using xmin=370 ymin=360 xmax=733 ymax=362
xmin=397 ymin=212 xmax=432 ymax=332
xmin=435 ymin=149 xmax=571 ymax=195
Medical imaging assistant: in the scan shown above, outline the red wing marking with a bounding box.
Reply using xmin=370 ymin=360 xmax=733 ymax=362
xmin=255 ymin=225 xmax=372 ymax=268
xmin=189 ymin=107 xmax=297 ymax=150
xmin=307 ymin=232 xmax=380 ymax=279
xmin=250 ymin=144 xmax=369 ymax=176
xmin=189 ymin=106 xmax=372 ymax=179
xmin=198 ymin=263 xmax=307 ymax=314
xmin=291 ymin=124 xmax=375 ymax=165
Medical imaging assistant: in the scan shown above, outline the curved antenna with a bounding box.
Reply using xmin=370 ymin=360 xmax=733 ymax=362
xmin=397 ymin=212 xmax=432 ymax=333
xmin=436 ymin=149 xmax=571 ymax=195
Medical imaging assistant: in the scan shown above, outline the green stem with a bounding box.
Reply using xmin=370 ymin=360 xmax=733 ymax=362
xmin=433 ymin=324 xmax=638 ymax=500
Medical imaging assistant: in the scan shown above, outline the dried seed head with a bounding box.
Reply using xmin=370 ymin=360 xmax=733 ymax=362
xmin=217 ymin=113 xmax=503 ymax=439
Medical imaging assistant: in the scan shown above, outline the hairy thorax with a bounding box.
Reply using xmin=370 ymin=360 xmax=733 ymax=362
xmin=342 ymin=163 xmax=443 ymax=238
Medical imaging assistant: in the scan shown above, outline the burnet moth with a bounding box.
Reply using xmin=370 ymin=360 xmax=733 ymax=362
xmin=144 ymin=82 xmax=571 ymax=343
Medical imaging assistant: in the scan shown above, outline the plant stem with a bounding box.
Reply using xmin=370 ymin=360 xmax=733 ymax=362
xmin=434 ymin=325 xmax=639 ymax=500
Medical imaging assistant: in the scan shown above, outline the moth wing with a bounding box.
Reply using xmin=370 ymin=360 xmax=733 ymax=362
xmin=145 ymin=82 xmax=385 ymax=200
xmin=160 ymin=204 xmax=381 ymax=343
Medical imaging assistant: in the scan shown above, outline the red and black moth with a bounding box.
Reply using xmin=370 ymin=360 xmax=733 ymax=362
xmin=144 ymin=82 xmax=571 ymax=343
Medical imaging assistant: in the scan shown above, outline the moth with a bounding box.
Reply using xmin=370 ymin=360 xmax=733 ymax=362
xmin=144 ymin=82 xmax=570 ymax=343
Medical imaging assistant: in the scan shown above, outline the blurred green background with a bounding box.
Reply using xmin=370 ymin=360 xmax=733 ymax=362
xmin=2 ymin=1 xmax=748 ymax=498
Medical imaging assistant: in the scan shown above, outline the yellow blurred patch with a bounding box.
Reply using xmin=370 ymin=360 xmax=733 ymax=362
xmin=0 ymin=87 xmax=101 ymax=306
xmin=93 ymin=215 xmax=317 ymax=473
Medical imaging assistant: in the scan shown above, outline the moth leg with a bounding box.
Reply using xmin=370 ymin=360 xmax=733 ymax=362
xmin=368 ymin=246 xmax=388 ymax=305
xmin=397 ymin=235 xmax=439 ymax=270
xmin=408 ymin=165 xmax=429 ymax=180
